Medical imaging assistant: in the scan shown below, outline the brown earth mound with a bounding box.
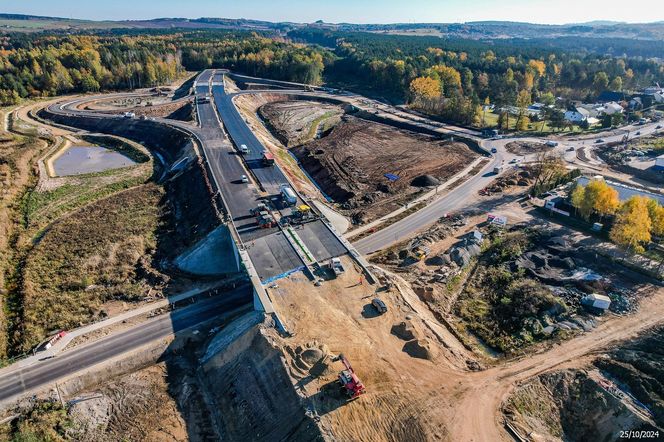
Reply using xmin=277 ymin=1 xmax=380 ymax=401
xmin=505 ymin=140 xmax=550 ymax=155
xmin=259 ymin=100 xmax=344 ymax=147
xmin=293 ymin=116 xmax=478 ymax=223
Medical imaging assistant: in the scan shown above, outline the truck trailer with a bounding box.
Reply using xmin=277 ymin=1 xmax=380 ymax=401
xmin=280 ymin=185 xmax=297 ymax=206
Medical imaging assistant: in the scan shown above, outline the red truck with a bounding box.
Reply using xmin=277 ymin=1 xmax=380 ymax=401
xmin=262 ymin=151 xmax=275 ymax=166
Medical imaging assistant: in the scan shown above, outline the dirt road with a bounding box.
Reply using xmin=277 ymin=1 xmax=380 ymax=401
xmin=445 ymin=287 xmax=664 ymax=441
xmin=15 ymin=97 xmax=76 ymax=137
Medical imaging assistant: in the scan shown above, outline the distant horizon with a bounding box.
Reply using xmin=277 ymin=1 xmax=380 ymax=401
xmin=3 ymin=12 xmax=664 ymax=27
xmin=2 ymin=0 xmax=663 ymax=26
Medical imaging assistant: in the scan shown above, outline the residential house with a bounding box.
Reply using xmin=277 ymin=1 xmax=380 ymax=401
xmin=599 ymin=101 xmax=623 ymax=115
xmin=565 ymin=107 xmax=590 ymax=123
xmin=565 ymin=107 xmax=600 ymax=125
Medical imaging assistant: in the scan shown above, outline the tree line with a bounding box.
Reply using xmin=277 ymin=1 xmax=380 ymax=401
xmin=0 ymin=30 xmax=333 ymax=106
xmin=290 ymin=29 xmax=664 ymax=126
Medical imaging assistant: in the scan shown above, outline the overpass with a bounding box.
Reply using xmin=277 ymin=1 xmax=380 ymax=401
xmin=42 ymin=69 xmax=368 ymax=319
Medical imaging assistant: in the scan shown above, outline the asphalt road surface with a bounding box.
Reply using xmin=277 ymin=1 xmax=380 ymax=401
xmin=0 ymin=287 xmax=252 ymax=404
xmin=353 ymin=155 xmax=501 ymax=255
xmin=209 ymin=72 xmax=347 ymax=269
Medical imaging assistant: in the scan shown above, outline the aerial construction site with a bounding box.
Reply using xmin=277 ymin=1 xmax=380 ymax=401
xmin=0 ymin=62 xmax=663 ymax=442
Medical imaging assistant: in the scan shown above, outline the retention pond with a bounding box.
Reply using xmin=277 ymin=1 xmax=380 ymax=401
xmin=53 ymin=145 xmax=136 ymax=176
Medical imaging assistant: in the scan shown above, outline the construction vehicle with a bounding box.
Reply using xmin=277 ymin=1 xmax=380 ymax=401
xmin=408 ymin=240 xmax=430 ymax=260
xmin=336 ymin=354 xmax=366 ymax=399
xmin=329 ymin=257 xmax=345 ymax=277
xmin=290 ymin=205 xmax=316 ymax=224
xmin=414 ymin=245 xmax=430 ymax=260
xmin=262 ymin=151 xmax=275 ymax=166
xmin=250 ymin=203 xmax=269 ymax=216
xmin=280 ymin=185 xmax=297 ymax=206
xmin=256 ymin=211 xmax=277 ymax=228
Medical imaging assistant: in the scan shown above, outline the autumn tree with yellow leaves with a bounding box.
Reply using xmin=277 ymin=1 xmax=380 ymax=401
xmin=610 ymin=196 xmax=652 ymax=253
xmin=409 ymin=76 xmax=441 ymax=106
xmin=570 ymin=179 xmax=620 ymax=220
xmin=646 ymin=199 xmax=664 ymax=237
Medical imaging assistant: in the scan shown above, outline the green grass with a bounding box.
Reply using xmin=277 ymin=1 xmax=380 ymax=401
xmin=4 ymin=136 xmax=157 ymax=356
xmin=305 ymin=111 xmax=338 ymax=141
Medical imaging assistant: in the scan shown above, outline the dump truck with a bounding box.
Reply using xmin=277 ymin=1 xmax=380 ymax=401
xmin=262 ymin=151 xmax=275 ymax=166
xmin=280 ymin=185 xmax=297 ymax=206
xmin=336 ymin=354 xmax=366 ymax=399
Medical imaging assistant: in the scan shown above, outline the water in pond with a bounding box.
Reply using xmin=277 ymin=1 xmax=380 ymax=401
xmin=53 ymin=146 xmax=136 ymax=176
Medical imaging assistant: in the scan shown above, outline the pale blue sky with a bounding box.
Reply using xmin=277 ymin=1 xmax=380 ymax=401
xmin=2 ymin=0 xmax=663 ymax=24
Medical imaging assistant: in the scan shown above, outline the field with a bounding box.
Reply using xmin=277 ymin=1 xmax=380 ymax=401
xmin=273 ymin=108 xmax=478 ymax=224
xmin=17 ymin=183 xmax=165 ymax=352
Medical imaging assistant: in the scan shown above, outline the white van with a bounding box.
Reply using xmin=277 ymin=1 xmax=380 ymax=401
xmin=240 ymin=144 xmax=249 ymax=154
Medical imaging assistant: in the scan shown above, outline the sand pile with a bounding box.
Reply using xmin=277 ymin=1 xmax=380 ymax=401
xmin=287 ymin=341 xmax=333 ymax=379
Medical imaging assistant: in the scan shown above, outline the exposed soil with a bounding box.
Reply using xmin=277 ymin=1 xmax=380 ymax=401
xmin=596 ymin=135 xmax=664 ymax=185
xmin=263 ymin=257 xmax=472 ymax=441
xmin=259 ymin=100 xmax=344 ymax=147
xmin=505 ymin=140 xmax=551 ymax=155
xmin=479 ymin=167 xmax=534 ymax=196
xmin=69 ymin=364 xmax=189 ymax=442
xmin=505 ymin=326 xmax=664 ymax=441
xmin=292 ymin=116 xmax=478 ymax=224
xmin=83 ymin=96 xmax=195 ymax=122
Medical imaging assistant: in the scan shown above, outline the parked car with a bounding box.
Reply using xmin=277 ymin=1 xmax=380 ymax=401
xmin=595 ymin=139 xmax=604 ymax=143
xmin=240 ymin=174 xmax=249 ymax=183
xmin=490 ymin=147 xmax=497 ymax=153
xmin=371 ymin=298 xmax=388 ymax=314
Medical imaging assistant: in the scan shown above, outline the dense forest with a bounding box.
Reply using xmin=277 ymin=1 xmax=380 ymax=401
xmin=0 ymin=30 xmax=331 ymax=105
xmin=1 ymin=27 xmax=663 ymax=126
xmin=290 ymin=29 xmax=664 ymax=124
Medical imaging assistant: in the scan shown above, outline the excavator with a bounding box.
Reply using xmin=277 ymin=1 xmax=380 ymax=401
xmin=335 ymin=354 xmax=366 ymax=399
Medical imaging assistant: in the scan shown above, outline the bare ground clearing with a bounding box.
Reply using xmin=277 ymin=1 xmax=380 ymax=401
xmin=290 ymin=115 xmax=479 ymax=224
xmin=259 ymin=100 xmax=344 ymax=147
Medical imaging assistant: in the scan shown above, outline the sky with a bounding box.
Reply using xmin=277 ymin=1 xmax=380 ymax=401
xmin=2 ymin=0 xmax=664 ymax=25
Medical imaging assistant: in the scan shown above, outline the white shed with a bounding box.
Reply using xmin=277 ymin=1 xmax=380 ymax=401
xmin=583 ymin=293 xmax=611 ymax=311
